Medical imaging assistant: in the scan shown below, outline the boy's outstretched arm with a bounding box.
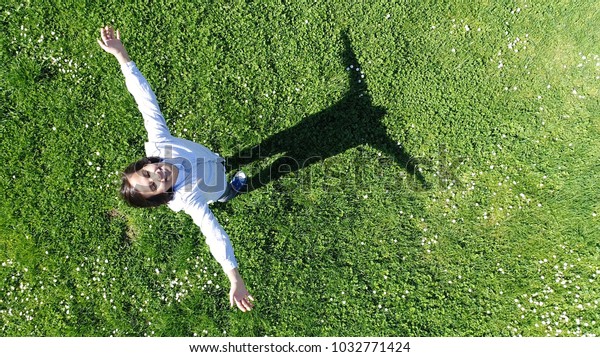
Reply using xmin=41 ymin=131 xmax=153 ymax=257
xmin=97 ymin=25 xmax=171 ymax=141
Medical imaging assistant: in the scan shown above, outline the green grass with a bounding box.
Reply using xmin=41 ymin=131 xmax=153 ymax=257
xmin=1 ymin=0 xmax=599 ymax=336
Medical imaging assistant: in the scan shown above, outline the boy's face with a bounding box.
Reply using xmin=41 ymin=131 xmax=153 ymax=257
xmin=127 ymin=162 xmax=178 ymax=198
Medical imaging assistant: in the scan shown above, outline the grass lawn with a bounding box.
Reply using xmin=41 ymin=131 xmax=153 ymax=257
xmin=1 ymin=0 xmax=599 ymax=336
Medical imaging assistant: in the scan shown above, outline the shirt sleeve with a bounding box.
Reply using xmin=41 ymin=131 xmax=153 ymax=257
xmin=120 ymin=61 xmax=172 ymax=142
xmin=182 ymin=193 xmax=239 ymax=273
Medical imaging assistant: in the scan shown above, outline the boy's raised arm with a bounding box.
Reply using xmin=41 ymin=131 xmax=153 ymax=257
xmin=97 ymin=25 xmax=171 ymax=141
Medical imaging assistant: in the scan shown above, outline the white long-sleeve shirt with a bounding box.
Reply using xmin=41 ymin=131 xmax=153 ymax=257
xmin=121 ymin=61 xmax=238 ymax=272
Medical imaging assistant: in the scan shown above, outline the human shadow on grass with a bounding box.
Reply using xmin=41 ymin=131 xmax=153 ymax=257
xmin=225 ymin=32 xmax=427 ymax=193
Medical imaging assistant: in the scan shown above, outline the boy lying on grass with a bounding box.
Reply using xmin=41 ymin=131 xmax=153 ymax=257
xmin=97 ymin=25 xmax=254 ymax=312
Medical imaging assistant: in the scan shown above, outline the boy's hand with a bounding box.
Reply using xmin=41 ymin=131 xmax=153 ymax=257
xmin=97 ymin=25 xmax=130 ymax=64
xmin=226 ymin=268 xmax=255 ymax=312
xmin=230 ymin=279 xmax=255 ymax=312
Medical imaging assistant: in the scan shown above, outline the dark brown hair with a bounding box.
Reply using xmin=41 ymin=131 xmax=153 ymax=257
xmin=120 ymin=157 xmax=174 ymax=208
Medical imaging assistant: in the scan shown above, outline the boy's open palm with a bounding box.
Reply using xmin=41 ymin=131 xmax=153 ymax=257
xmin=97 ymin=26 xmax=125 ymax=56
